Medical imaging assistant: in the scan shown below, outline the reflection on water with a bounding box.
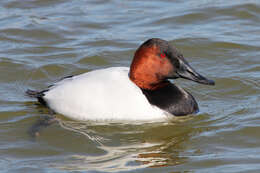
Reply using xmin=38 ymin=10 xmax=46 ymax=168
xmin=43 ymin=116 xmax=197 ymax=171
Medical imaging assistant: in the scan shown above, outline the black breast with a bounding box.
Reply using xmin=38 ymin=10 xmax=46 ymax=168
xmin=141 ymin=83 xmax=199 ymax=116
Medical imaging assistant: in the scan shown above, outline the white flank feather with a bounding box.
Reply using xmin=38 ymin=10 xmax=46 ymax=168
xmin=43 ymin=67 xmax=168 ymax=121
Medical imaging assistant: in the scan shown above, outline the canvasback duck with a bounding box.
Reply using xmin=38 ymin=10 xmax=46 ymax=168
xmin=26 ymin=38 xmax=215 ymax=121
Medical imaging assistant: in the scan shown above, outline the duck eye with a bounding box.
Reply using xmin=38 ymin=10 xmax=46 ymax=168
xmin=160 ymin=53 xmax=166 ymax=59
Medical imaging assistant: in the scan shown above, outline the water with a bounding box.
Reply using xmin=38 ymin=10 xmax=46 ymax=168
xmin=1 ymin=0 xmax=260 ymax=172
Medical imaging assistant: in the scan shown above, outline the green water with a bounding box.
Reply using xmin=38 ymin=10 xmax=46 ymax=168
xmin=1 ymin=0 xmax=260 ymax=172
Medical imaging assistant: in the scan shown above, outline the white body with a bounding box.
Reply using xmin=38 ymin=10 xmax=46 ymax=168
xmin=43 ymin=67 xmax=170 ymax=121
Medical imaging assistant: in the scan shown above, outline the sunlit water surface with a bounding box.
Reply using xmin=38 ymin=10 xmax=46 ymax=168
xmin=1 ymin=0 xmax=260 ymax=172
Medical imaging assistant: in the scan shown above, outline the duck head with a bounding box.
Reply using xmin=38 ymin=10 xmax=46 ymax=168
xmin=129 ymin=38 xmax=215 ymax=90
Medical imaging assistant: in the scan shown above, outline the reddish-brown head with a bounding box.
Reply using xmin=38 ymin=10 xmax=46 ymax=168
xmin=129 ymin=38 xmax=215 ymax=90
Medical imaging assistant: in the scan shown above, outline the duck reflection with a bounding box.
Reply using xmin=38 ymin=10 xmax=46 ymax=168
xmin=49 ymin=117 xmax=196 ymax=171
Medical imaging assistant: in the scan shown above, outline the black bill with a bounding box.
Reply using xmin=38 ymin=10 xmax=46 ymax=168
xmin=177 ymin=60 xmax=215 ymax=85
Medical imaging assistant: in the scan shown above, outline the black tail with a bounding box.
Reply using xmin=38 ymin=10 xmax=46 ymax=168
xmin=26 ymin=89 xmax=44 ymax=98
xmin=26 ymin=89 xmax=48 ymax=106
